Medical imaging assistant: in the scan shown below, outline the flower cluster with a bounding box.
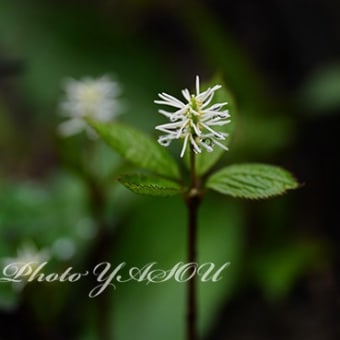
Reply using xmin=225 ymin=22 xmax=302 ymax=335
xmin=155 ymin=76 xmax=231 ymax=157
xmin=59 ymin=75 xmax=121 ymax=137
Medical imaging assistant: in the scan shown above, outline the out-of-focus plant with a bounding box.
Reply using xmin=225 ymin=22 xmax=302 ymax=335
xmin=56 ymin=74 xmax=136 ymax=340
xmin=0 ymin=172 xmax=91 ymax=323
xmin=58 ymin=75 xmax=123 ymax=137
xmin=1 ymin=242 xmax=50 ymax=291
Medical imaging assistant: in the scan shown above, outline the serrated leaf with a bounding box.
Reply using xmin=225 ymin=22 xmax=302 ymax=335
xmin=206 ymin=163 xmax=298 ymax=199
xmin=87 ymin=120 xmax=180 ymax=179
xmin=184 ymin=76 xmax=237 ymax=175
xmin=118 ymin=174 xmax=184 ymax=197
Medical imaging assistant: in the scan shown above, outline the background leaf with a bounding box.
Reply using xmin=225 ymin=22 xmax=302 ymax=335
xmin=87 ymin=120 xmax=180 ymax=180
xmin=118 ymin=173 xmax=184 ymax=197
xmin=206 ymin=163 xmax=298 ymax=199
xmin=251 ymin=241 xmax=324 ymax=301
xmin=299 ymin=63 xmax=340 ymax=114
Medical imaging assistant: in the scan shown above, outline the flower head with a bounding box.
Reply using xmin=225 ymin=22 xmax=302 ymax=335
xmin=155 ymin=76 xmax=231 ymax=157
xmin=2 ymin=242 xmax=50 ymax=290
xmin=59 ymin=75 xmax=122 ymax=137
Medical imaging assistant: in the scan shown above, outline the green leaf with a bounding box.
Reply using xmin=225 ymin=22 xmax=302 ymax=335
xmin=118 ymin=173 xmax=184 ymax=197
xmin=185 ymin=76 xmax=237 ymax=175
xmin=206 ymin=163 xmax=298 ymax=199
xmin=87 ymin=120 xmax=180 ymax=180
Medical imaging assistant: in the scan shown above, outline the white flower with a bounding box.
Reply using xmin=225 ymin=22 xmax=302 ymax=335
xmin=155 ymin=76 xmax=231 ymax=157
xmin=2 ymin=242 xmax=50 ymax=291
xmin=59 ymin=75 xmax=122 ymax=137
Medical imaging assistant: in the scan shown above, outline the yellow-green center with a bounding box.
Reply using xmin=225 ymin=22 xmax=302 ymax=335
xmin=79 ymin=86 xmax=102 ymax=104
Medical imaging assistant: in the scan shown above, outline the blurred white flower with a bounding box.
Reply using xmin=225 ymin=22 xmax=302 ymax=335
xmin=2 ymin=242 xmax=50 ymax=291
xmin=155 ymin=76 xmax=231 ymax=157
xmin=59 ymin=75 xmax=122 ymax=137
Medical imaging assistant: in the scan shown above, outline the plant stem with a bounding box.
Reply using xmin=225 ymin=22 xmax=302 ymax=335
xmin=186 ymin=148 xmax=201 ymax=340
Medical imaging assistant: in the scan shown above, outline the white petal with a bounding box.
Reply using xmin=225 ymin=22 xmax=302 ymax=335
xmin=190 ymin=135 xmax=201 ymax=154
xmin=205 ymin=103 xmax=228 ymax=111
xmin=211 ymin=138 xmax=229 ymax=151
xmin=171 ymin=105 xmax=190 ymax=120
xmin=176 ymin=119 xmax=190 ymax=138
xmin=200 ymin=122 xmax=225 ymax=139
xmin=190 ymin=120 xmax=202 ymax=136
xmin=206 ymin=119 xmax=231 ymax=126
xmin=200 ymin=139 xmax=214 ymax=152
xmin=196 ymin=85 xmax=221 ymax=102
xmin=58 ymin=119 xmax=85 ymax=137
xmin=180 ymin=134 xmax=190 ymax=157
xmin=155 ymin=121 xmax=185 ymax=130
xmin=85 ymin=126 xmax=99 ymax=139
xmin=157 ymin=93 xmax=186 ymax=108
xmin=201 ymin=91 xmax=215 ymax=108
xmin=196 ymin=76 xmax=200 ymax=96
xmin=158 ymin=109 xmax=175 ymax=118
xmin=181 ymin=89 xmax=191 ymax=102
xmin=158 ymin=135 xmax=175 ymax=147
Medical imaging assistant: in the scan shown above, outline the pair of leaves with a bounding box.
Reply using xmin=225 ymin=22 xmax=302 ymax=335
xmin=118 ymin=163 xmax=298 ymax=199
xmin=87 ymin=117 xmax=299 ymax=199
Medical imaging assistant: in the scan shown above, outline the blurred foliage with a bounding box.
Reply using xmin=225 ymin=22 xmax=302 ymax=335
xmin=299 ymin=63 xmax=340 ymax=114
xmin=0 ymin=172 xmax=90 ymax=309
xmin=252 ymin=240 xmax=325 ymax=301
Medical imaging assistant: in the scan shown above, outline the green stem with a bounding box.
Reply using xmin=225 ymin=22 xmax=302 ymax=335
xmin=186 ymin=148 xmax=201 ymax=340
